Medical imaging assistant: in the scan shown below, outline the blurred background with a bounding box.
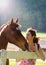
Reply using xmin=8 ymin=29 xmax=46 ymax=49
xmin=0 ymin=0 xmax=46 ymax=32
xmin=0 ymin=0 xmax=46 ymax=65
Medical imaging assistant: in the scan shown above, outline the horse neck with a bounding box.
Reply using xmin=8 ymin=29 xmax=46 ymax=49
xmin=0 ymin=34 xmax=8 ymax=50
xmin=0 ymin=24 xmax=8 ymax=50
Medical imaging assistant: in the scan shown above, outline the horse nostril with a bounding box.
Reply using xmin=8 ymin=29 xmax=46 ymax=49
xmin=25 ymin=42 xmax=29 ymax=51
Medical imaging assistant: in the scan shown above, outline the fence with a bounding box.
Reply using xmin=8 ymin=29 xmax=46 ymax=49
xmin=0 ymin=49 xmax=46 ymax=65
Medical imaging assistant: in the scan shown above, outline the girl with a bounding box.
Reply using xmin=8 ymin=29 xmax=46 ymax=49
xmin=20 ymin=28 xmax=45 ymax=65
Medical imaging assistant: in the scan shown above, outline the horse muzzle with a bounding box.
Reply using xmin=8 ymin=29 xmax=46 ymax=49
xmin=24 ymin=42 xmax=29 ymax=51
xmin=21 ymin=42 xmax=29 ymax=51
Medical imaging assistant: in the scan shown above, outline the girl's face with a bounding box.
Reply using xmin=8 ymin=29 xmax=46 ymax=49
xmin=26 ymin=31 xmax=33 ymax=41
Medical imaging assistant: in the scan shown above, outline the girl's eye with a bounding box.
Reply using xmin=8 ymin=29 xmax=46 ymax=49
xmin=26 ymin=32 xmax=31 ymax=37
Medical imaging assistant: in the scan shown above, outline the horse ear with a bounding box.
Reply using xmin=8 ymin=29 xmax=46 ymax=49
xmin=14 ymin=18 xmax=18 ymax=23
xmin=11 ymin=18 xmax=18 ymax=24
xmin=11 ymin=18 xmax=13 ymax=24
xmin=12 ymin=18 xmax=18 ymax=24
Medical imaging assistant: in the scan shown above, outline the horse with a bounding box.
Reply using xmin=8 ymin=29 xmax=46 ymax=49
xmin=0 ymin=18 xmax=29 ymax=65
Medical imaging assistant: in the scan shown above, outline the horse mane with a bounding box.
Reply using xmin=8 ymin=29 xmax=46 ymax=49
xmin=0 ymin=23 xmax=8 ymax=35
xmin=0 ymin=24 xmax=6 ymax=31
xmin=0 ymin=19 xmax=11 ymax=31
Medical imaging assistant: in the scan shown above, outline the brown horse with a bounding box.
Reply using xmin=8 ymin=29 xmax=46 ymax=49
xmin=0 ymin=18 xmax=29 ymax=65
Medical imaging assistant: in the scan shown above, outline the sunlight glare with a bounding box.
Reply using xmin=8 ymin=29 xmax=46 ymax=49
xmin=0 ymin=0 xmax=9 ymax=11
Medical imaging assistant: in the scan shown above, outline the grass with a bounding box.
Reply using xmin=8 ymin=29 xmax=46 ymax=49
xmin=8 ymin=32 xmax=46 ymax=65
xmin=37 ymin=33 xmax=46 ymax=39
xmin=36 ymin=61 xmax=46 ymax=65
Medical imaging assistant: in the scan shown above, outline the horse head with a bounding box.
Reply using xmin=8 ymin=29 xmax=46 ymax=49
xmin=1 ymin=18 xmax=28 ymax=51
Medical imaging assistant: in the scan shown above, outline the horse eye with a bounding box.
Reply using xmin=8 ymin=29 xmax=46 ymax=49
xmin=16 ymin=27 xmax=19 ymax=30
xmin=16 ymin=27 xmax=21 ymax=32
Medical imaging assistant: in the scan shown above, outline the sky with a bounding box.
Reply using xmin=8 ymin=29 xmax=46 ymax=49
xmin=0 ymin=0 xmax=46 ymax=31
